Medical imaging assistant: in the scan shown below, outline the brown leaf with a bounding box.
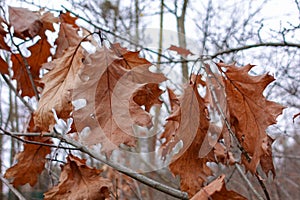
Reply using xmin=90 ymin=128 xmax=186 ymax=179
xmin=191 ymin=175 xmax=247 ymax=200
xmin=9 ymin=7 xmax=42 ymax=39
xmin=0 ymin=16 xmax=10 ymax=51
xmin=44 ymin=155 xmax=112 ymax=200
xmin=217 ymin=62 xmax=284 ymax=174
xmin=168 ymin=45 xmax=194 ymax=58
xmin=161 ymin=83 xmax=212 ymax=196
xmin=4 ymin=137 xmax=52 ymax=187
xmin=59 ymin=12 xmax=79 ymax=28
xmin=34 ymin=46 xmax=86 ymax=131
xmin=72 ymin=45 xmax=166 ymax=153
xmin=0 ymin=57 xmax=9 ymax=74
xmin=11 ymin=53 xmax=41 ymax=97
xmin=54 ymin=22 xmax=82 ymax=58
xmin=27 ymin=38 xmax=51 ymax=78
xmin=130 ymin=83 xmax=164 ymax=127
xmin=39 ymin=11 xmax=59 ymax=33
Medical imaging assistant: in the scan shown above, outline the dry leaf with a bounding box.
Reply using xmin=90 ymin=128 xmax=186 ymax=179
xmin=217 ymin=62 xmax=284 ymax=174
xmin=11 ymin=53 xmax=42 ymax=97
xmin=34 ymin=46 xmax=86 ymax=131
xmin=9 ymin=7 xmax=42 ymax=39
xmin=161 ymin=84 xmax=212 ymax=196
xmin=191 ymin=175 xmax=247 ymax=200
xmin=44 ymin=155 xmax=112 ymax=200
xmin=168 ymin=45 xmax=194 ymax=58
xmin=72 ymin=45 xmax=166 ymax=153
xmin=0 ymin=57 xmax=9 ymax=74
xmin=0 ymin=16 xmax=10 ymax=51
xmin=27 ymin=38 xmax=51 ymax=79
xmin=4 ymin=137 xmax=52 ymax=187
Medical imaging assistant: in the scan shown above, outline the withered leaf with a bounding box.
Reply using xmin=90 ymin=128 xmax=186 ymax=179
xmin=168 ymin=45 xmax=194 ymax=58
xmin=34 ymin=46 xmax=86 ymax=131
xmin=218 ymin=62 xmax=284 ymax=174
xmin=0 ymin=57 xmax=9 ymax=74
xmin=9 ymin=6 xmax=42 ymax=39
xmin=54 ymin=22 xmax=82 ymax=58
xmin=44 ymin=155 xmax=112 ymax=200
xmin=4 ymin=137 xmax=52 ymax=187
xmin=191 ymin=174 xmax=247 ymax=200
xmin=72 ymin=45 xmax=166 ymax=153
xmin=11 ymin=53 xmax=41 ymax=97
xmin=0 ymin=16 xmax=10 ymax=51
xmin=27 ymin=38 xmax=51 ymax=79
xmin=161 ymin=84 xmax=212 ymax=196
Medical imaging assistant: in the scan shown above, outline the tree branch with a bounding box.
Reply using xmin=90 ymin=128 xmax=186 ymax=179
xmin=51 ymin=131 xmax=189 ymax=200
xmin=211 ymin=42 xmax=300 ymax=59
xmin=0 ymin=175 xmax=26 ymax=200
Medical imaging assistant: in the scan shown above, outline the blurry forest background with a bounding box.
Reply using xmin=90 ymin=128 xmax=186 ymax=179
xmin=0 ymin=0 xmax=299 ymax=199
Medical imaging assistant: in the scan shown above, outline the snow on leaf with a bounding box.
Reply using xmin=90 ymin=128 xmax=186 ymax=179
xmin=44 ymin=155 xmax=112 ymax=200
xmin=72 ymin=44 xmax=166 ymax=153
xmin=4 ymin=137 xmax=52 ymax=187
xmin=191 ymin=174 xmax=247 ymax=200
xmin=168 ymin=45 xmax=194 ymax=58
xmin=34 ymin=46 xmax=86 ymax=131
xmin=9 ymin=7 xmax=42 ymax=39
xmin=217 ymin=62 xmax=284 ymax=175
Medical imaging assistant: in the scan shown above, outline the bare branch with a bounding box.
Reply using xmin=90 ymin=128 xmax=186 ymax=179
xmin=51 ymin=131 xmax=189 ymax=200
xmin=211 ymin=42 xmax=300 ymax=59
xmin=0 ymin=175 xmax=26 ymax=200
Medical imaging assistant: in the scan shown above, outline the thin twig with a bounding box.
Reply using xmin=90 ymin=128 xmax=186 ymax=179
xmin=1 ymin=74 xmax=34 ymax=112
xmin=0 ymin=128 xmax=79 ymax=150
xmin=0 ymin=175 xmax=26 ymax=200
xmin=235 ymin=164 xmax=264 ymax=200
xmin=211 ymin=42 xmax=300 ymax=59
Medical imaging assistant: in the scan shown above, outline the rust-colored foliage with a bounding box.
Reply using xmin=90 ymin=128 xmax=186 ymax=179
xmin=191 ymin=175 xmax=247 ymax=200
xmin=2 ymin=6 xmax=286 ymax=200
xmin=217 ymin=62 xmax=284 ymax=174
xmin=162 ymin=83 xmax=213 ymax=196
xmin=72 ymin=45 xmax=166 ymax=153
xmin=4 ymin=137 xmax=52 ymax=187
xmin=44 ymin=155 xmax=112 ymax=200
xmin=168 ymin=44 xmax=194 ymax=58
xmin=34 ymin=46 xmax=86 ymax=131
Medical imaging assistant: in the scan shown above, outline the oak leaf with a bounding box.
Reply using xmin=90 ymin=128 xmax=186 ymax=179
xmin=217 ymin=62 xmax=284 ymax=174
xmin=27 ymin=38 xmax=52 ymax=79
xmin=4 ymin=137 xmax=52 ymax=187
xmin=9 ymin=7 xmax=42 ymax=39
xmin=0 ymin=57 xmax=9 ymax=74
xmin=72 ymin=45 xmax=166 ymax=153
xmin=44 ymin=155 xmax=112 ymax=200
xmin=161 ymin=84 xmax=212 ymax=196
xmin=168 ymin=45 xmax=194 ymax=58
xmin=0 ymin=16 xmax=10 ymax=51
xmin=191 ymin=175 xmax=247 ymax=200
xmin=34 ymin=46 xmax=86 ymax=131
xmin=54 ymin=12 xmax=81 ymax=58
xmin=11 ymin=53 xmax=41 ymax=97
